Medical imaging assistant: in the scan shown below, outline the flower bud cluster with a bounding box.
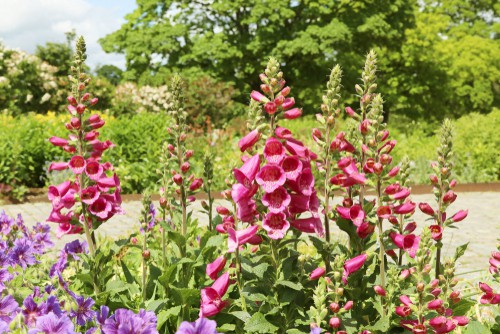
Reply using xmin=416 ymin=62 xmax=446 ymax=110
xmin=161 ymin=76 xmax=203 ymax=230
xmin=47 ymin=36 xmax=122 ymax=239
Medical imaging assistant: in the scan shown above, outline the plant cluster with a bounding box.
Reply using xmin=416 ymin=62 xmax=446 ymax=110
xmin=0 ymin=37 xmax=499 ymax=334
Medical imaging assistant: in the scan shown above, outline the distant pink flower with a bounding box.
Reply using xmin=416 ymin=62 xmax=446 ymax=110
xmin=231 ymin=183 xmax=258 ymax=204
xmin=376 ymin=206 xmax=392 ymax=219
xmin=69 ymin=156 xmax=86 ymax=174
xmin=189 ymin=178 xmax=203 ymax=191
xmin=479 ymin=282 xmax=500 ymax=305
xmin=290 ymin=216 xmax=323 ymax=236
xmin=227 ymin=225 xmax=259 ymax=253
xmin=389 ymin=232 xmax=420 ymax=258
xmin=451 ymin=210 xmax=468 ymax=222
xmin=200 ymin=272 xmax=230 ymax=317
xmin=283 ymin=108 xmax=302 ymax=119
xmin=429 ymin=225 xmax=443 ymax=241
xmin=48 ymin=162 xmax=69 ymax=172
xmin=250 ymin=91 xmax=269 ymax=103
xmin=275 ymin=127 xmax=292 ymax=139
xmin=395 ymin=306 xmax=411 ymax=317
xmin=419 ymin=203 xmax=435 ymax=216
xmin=262 ymin=212 xmax=290 ymax=239
xmin=263 ymin=138 xmax=286 ymax=164
xmin=206 ymin=256 xmax=226 ymax=280
xmin=81 ymin=186 xmax=100 ymax=205
xmin=393 ymin=201 xmax=416 ymax=215
xmin=309 ymin=267 xmax=326 ymax=280
xmin=356 ymin=222 xmax=375 ymax=239
xmin=238 ymin=130 xmax=260 ymax=152
xmin=337 ymin=204 xmax=365 ymax=226
xmin=262 ymin=186 xmax=290 ymax=213
xmin=443 ymin=190 xmax=457 ymax=204
xmin=236 ymin=199 xmax=257 ymax=223
xmin=89 ymin=197 xmax=112 ymax=219
xmin=342 ymin=254 xmax=367 ymax=284
xmin=85 ymin=160 xmax=103 ymax=181
xmin=256 ymin=165 xmax=286 ymax=193
xmin=374 ymin=285 xmax=386 ymax=297
xmin=49 ymin=136 xmax=69 ymax=147
xmin=280 ymin=156 xmax=302 ymax=181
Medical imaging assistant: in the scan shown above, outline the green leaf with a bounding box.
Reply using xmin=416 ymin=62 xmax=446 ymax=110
xmin=276 ymin=280 xmax=303 ymax=291
xmin=244 ymin=312 xmax=278 ymax=333
xmin=230 ymin=311 xmax=251 ymax=322
xmin=156 ymin=306 xmax=182 ymax=328
xmin=365 ymin=316 xmax=390 ymax=332
xmin=465 ymin=320 xmax=491 ymax=334
xmin=451 ymin=298 xmax=476 ymax=316
xmin=170 ymin=287 xmax=200 ymax=306
xmin=454 ymin=242 xmax=469 ymax=261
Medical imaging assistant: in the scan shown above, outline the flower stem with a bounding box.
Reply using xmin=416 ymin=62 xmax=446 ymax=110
xmin=142 ymin=232 xmax=148 ymax=304
xmin=234 ymin=246 xmax=247 ymax=312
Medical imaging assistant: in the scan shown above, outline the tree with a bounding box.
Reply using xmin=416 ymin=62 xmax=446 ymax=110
xmin=99 ymin=0 xmax=416 ymax=115
xmin=35 ymin=31 xmax=76 ymax=77
xmin=95 ymin=64 xmax=124 ymax=85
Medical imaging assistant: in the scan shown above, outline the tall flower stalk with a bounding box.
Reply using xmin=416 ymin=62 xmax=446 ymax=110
xmin=314 ymin=65 xmax=343 ymax=245
xmin=47 ymin=36 xmax=122 ymax=293
xmin=418 ymin=119 xmax=467 ymax=278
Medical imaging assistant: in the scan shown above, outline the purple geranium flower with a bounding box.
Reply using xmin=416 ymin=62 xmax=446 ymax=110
xmin=176 ymin=317 xmax=221 ymax=334
xmin=0 ymin=211 xmax=13 ymax=235
xmin=103 ymin=309 xmax=158 ymax=334
xmin=40 ymin=296 xmax=62 ymax=318
xmin=64 ymin=240 xmax=88 ymax=260
xmin=0 ymin=320 xmax=8 ymax=334
xmin=0 ymin=269 xmax=13 ymax=292
xmin=23 ymin=295 xmax=42 ymax=326
xmin=0 ymin=295 xmax=19 ymax=322
xmin=11 ymin=238 xmax=37 ymax=269
xmin=96 ymin=306 xmax=109 ymax=326
xmin=70 ymin=295 xmax=96 ymax=326
xmin=28 ymin=312 xmax=75 ymax=334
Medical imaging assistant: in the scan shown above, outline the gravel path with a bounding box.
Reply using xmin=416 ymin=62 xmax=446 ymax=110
xmin=2 ymin=192 xmax=498 ymax=280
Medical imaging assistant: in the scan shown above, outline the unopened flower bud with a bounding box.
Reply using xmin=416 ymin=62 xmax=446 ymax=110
xmin=380 ymin=154 xmax=392 ymax=165
xmin=180 ymin=133 xmax=187 ymax=141
xmin=355 ymin=84 xmax=363 ymax=95
xmin=142 ymin=250 xmax=151 ymax=260
xmin=76 ymin=104 xmax=86 ymax=114
xmin=70 ymin=118 xmax=81 ymax=129
xmin=201 ymin=201 xmax=209 ymax=210
xmin=423 ymin=264 xmax=432 ymax=274
xmin=82 ymin=93 xmax=90 ymax=101
xmin=78 ymin=83 xmax=85 ymax=91
xmin=159 ymin=197 xmax=167 ymax=208
xmin=264 ymin=102 xmax=277 ymax=114
xmin=280 ymin=86 xmax=290 ymax=97
xmin=260 ymin=84 xmax=271 ymax=93
xmin=90 ymin=97 xmax=98 ymax=106
xmin=449 ymin=179 xmax=457 ymax=188
xmin=336 ymin=288 xmax=344 ymax=296
xmin=345 ymin=106 xmax=356 ymax=117
xmin=321 ymin=104 xmax=328 ymax=113
xmin=329 ymin=317 xmax=341 ymax=329
xmin=417 ymin=282 xmax=425 ymax=292
xmin=441 ymin=167 xmax=449 ymax=175
xmin=374 ymin=285 xmax=386 ymax=297
xmin=131 ymin=237 xmax=138 ymax=245
xmin=329 ymin=302 xmax=340 ymax=313
xmin=343 ymin=300 xmax=353 ymax=310
xmin=430 ymin=174 xmax=439 ymax=184
xmin=342 ymin=198 xmax=353 ymax=208
xmin=67 ymin=96 xmax=77 ymax=105
xmin=181 ymin=162 xmax=190 ymax=173
xmin=185 ymin=150 xmax=194 ymax=159
xmin=173 ymin=174 xmax=183 ymax=185
xmin=259 ymin=73 xmax=267 ymax=82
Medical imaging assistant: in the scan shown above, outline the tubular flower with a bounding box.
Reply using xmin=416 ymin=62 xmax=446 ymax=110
xmin=342 ymin=254 xmax=367 ymax=284
xmin=200 ymin=272 xmax=230 ymax=317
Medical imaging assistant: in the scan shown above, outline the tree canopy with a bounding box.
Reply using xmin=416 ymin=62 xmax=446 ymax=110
xmin=100 ymin=0 xmax=499 ymax=122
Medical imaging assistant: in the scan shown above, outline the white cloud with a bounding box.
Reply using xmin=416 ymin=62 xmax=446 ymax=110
xmin=0 ymin=0 xmax=134 ymax=69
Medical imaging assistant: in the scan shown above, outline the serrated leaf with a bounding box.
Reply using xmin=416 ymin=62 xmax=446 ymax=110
xmin=244 ymin=312 xmax=278 ymax=333
xmin=156 ymin=306 xmax=181 ymax=328
xmin=451 ymin=298 xmax=475 ymax=316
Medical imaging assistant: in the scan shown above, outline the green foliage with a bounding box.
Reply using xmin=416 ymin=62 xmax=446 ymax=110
xmin=95 ymin=64 xmax=123 ymax=85
xmin=99 ymin=0 xmax=417 ymax=114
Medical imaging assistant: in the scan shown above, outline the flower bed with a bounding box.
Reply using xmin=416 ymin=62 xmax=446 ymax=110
xmin=1 ymin=37 xmax=499 ymax=334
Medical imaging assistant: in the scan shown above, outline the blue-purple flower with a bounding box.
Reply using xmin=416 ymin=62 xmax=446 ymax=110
xmin=70 ymin=295 xmax=96 ymax=326
xmin=102 ymin=309 xmax=158 ymax=334
xmin=11 ymin=238 xmax=37 ymax=269
xmin=0 ymin=211 xmax=13 ymax=235
xmin=28 ymin=312 xmax=76 ymax=334
xmin=0 ymin=295 xmax=19 ymax=322
xmin=176 ymin=317 xmax=221 ymax=334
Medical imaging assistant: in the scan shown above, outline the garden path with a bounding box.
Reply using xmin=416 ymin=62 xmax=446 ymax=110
xmin=2 ymin=191 xmax=498 ymax=281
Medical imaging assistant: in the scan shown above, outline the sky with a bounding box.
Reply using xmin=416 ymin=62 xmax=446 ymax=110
xmin=0 ymin=0 xmax=137 ymax=69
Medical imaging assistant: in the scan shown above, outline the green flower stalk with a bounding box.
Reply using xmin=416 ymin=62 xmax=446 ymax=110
xmin=315 ymin=64 xmax=343 ymax=245
xmin=202 ymin=151 xmax=215 ymax=231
